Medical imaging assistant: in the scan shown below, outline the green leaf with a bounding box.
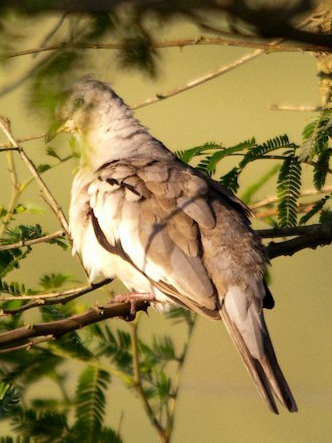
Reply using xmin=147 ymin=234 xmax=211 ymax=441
xmin=41 ymin=306 xmax=93 ymax=361
xmin=12 ymin=409 xmax=68 ymax=442
xmin=208 ymin=138 xmax=256 ymax=173
xmin=46 ymin=147 xmax=61 ymax=160
xmin=98 ymin=428 xmax=123 ymax=443
xmin=313 ymin=148 xmax=332 ymax=190
xmin=277 ymin=155 xmax=302 ymax=227
xmin=300 ymin=109 xmax=332 ymax=160
xmin=219 ymin=167 xmax=239 ymax=193
xmin=241 ymin=164 xmax=280 ymax=204
xmin=39 ymin=274 xmax=74 ymax=290
xmin=156 ymin=370 xmax=171 ymax=401
xmin=165 ymin=307 xmax=196 ymax=328
xmin=299 ymin=194 xmax=331 ymax=225
xmin=0 ymin=382 xmax=20 ymax=418
xmin=118 ymin=27 xmax=159 ymax=77
xmin=239 ymin=134 xmax=292 ymax=169
xmin=320 ymin=209 xmax=332 ymax=225
xmin=37 ymin=164 xmax=51 ymax=173
xmin=96 ymin=326 xmax=132 ymax=374
xmin=46 ymin=236 xmax=68 ymax=250
xmin=74 ymin=365 xmax=110 ymax=442
xmin=175 ymin=142 xmax=220 ymax=164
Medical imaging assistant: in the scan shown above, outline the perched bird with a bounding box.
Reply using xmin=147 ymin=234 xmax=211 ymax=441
xmin=47 ymin=79 xmax=297 ymax=414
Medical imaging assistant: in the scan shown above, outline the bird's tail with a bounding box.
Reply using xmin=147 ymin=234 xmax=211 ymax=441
xmin=220 ymin=286 xmax=298 ymax=414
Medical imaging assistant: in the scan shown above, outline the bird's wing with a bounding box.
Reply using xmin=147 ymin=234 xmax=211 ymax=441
xmin=87 ymin=156 xmax=297 ymax=413
xmin=88 ymin=157 xmax=220 ymax=318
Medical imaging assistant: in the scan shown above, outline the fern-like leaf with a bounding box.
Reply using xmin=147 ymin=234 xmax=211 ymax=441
xmin=313 ymin=148 xmax=332 ymax=190
xmin=74 ymin=365 xmax=110 ymax=442
xmin=175 ymin=142 xmax=220 ymax=163
xmin=0 ymin=382 xmax=20 ymax=418
xmin=300 ymin=109 xmax=332 ymax=160
xmin=219 ymin=167 xmax=239 ymax=192
xmin=239 ymin=134 xmax=292 ymax=169
xmin=11 ymin=410 xmax=67 ymax=442
xmin=299 ymin=194 xmax=330 ymax=225
xmin=207 ymin=138 xmax=256 ymax=173
xmin=277 ymin=155 xmax=302 ymax=227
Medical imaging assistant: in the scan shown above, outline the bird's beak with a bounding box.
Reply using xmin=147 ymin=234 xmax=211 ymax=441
xmin=45 ymin=118 xmax=67 ymax=143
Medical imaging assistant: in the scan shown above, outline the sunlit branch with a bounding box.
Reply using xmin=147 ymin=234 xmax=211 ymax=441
xmin=133 ymin=48 xmax=265 ymax=109
xmin=0 ymin=230 xmax=65 ymax=251
xmin=250 ymin=185 xmax=332 ymax=210
xmin=0 ymin=117 xmax=88 ymax=277
xmin=0 ymin=278 xmax=112 ymax=317
xmin=0 ymin=299 xmax=150 ymax=350
xmin=270 ymin=104 xmax=322 ymax=112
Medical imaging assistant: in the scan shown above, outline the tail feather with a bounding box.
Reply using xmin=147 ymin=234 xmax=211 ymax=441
xmin=220 ymin=289 xmax=298 ymax=413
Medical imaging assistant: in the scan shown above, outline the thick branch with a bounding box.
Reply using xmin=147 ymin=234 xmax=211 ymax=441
xmin=266 ymin=223 xmax=332 ymax=258
xmin=257 ymin=224 xmax=323 ymax=238
xmin=0 ymin=299 xmax=150 ymax=350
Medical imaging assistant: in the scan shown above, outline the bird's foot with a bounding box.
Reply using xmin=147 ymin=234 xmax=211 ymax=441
xmin=112 ymin=293 xmax=155 ymax=321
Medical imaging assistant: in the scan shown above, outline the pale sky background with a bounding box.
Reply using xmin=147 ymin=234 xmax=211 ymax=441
xmin=0 ymin=16 xmax=332 ymax=443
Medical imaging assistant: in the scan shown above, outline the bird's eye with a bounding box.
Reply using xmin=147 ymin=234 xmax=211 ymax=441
xmin=73 ymin=97 xmax=84 ymax=109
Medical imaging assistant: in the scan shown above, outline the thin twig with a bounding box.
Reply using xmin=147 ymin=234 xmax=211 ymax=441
xmin=0 ymin=279 xmax=112 ymax=316
xmin=2 ymin=37 xmax=330 ymax=60
xmin=130 ymin=322 xmax=166 ymax=442
xmin=254 ymin=201 xmax=315 ymax=219
xmin=0 ymin=117 xmax=88 ymax=276
xmin=0 ymin=133 xmax=45 ymax=148
xmin=0 ymin=230 xmax=65 ymax=251
xmin=0 ymin=278 xmax=112 ymax=302
xmin=133 ymin=48 xmax=265 ymax=109
xmin=0 ymin=117 xmax=70 ymax=236
xmin=270 ymin=104 xmax=322 ymax=112
xmin=166 ymin=316 xmax=196 ymax=439
xmin=250 ymin=185 xmax=332 ymax=210
xmin=0 ymin=336 xmax=54 ymax=354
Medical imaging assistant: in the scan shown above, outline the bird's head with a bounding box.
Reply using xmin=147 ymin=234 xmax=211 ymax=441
xmin=45 ymin=79 xmax=131 ymax=143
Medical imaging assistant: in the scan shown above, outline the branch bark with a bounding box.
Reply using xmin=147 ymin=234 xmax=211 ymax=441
xmin=266 ymin=223 xmax=332 ymax=258
xmin=0 ymin=299 xmax=150 ymax=350
xmin=0 ymin=230 xmax=65 ymax=251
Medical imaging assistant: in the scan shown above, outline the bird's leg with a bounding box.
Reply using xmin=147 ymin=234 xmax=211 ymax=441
xmin=112 ymin=292 xmax=155 ymax=321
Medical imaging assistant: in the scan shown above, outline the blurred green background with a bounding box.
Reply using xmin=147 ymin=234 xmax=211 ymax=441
xmin=0 ymin=16 xmax=332 ymax=443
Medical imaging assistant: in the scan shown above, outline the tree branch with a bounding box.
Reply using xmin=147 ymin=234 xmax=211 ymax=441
xmin=130 ymin=322 xmax=166 ymax=443
xmin=3 ymin=37 xmax=330 ymax=60
xmin=0 ymin=0 xmax=329 ymax=48
xmin=133 ymin=48 xmax=265 ymax=109
xmin=257 ymin=223 xmax=323 ymax=238
xmin=0 ymin=279 xmax=112 ymax=317
xmin=0 ymin=230 xmax=65 ymax=251
xmin=250 ymin=185 xmax=332 ymax=210
xmin=266 ymin=223 xmax=332 ymax=258
xmin=0 ymin=299 xmax=150 ymax=350
xmin=0 ymin=117 xmax=88 ymax=277
xmin=270 ymin=104 xmax=322 ymax=112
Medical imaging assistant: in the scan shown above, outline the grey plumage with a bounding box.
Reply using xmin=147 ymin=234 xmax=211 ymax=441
xmin=48 ymin=79 xmax=297 ymax=414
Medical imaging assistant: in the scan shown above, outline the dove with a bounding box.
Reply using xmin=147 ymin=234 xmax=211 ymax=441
xmin=46 ymin=79 xmax=297 ymax=414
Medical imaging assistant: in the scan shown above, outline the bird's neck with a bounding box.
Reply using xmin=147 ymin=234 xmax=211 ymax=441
xmin=76 ymin=114 xmax=173 ymax=171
